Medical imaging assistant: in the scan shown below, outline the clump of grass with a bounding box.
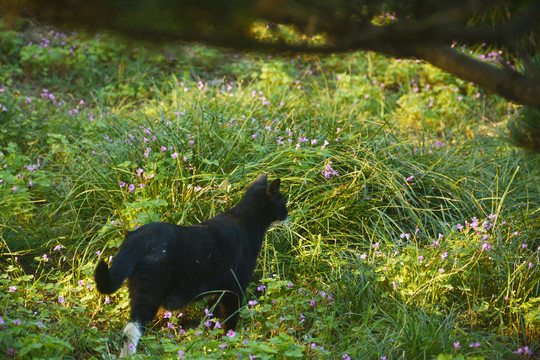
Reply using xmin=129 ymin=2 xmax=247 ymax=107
xmin=507 ymin=106 xmax=540 ymax=152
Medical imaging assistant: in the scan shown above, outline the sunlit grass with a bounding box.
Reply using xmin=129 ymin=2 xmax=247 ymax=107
xmin=0 ymin=21 xmax=539 ymax=359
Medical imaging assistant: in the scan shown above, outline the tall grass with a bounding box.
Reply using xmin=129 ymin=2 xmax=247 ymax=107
xmin=1 ymin=22 xmax=539 ymax=359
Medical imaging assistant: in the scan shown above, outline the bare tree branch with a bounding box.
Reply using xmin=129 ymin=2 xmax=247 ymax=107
xmin=413 ymin=45 xmax=540 ymax=108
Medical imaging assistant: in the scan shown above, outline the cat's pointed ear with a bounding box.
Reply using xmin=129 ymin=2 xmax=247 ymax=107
xmin=253 ymin=174 xmax=268 ymax=186
xmin=267 ymin=179 xmax=281 ymax=195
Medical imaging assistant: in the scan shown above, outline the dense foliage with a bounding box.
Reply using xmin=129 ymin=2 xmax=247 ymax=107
xmin=0 ymin=21 xmax=539 ymax=359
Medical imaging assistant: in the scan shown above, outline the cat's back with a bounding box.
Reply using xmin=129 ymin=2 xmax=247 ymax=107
xmin=127 ymin=221 xmax=181 ymax=237
xmin=125 ymin=220 xmax=229 ymax=246
xmin=122 ymin=222 xmax=186 ymax=249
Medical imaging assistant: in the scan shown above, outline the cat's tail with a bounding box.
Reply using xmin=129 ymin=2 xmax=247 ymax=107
xmin=95 ymin=246 xmax=139 ymax=294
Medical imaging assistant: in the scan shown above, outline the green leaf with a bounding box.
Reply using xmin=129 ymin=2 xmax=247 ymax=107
xmin=18 ymin=342 xmax=43 ymax=356
xmin=202 ymin=158 xmax=220 ymax=166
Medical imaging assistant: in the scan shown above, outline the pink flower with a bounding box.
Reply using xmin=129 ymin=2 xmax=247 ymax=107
xmin=514 ymin=346 xmax=533 ymax=356
xmin=128 ymin=184 xmax=135 ymax=192
xmin=9 ymin=286 xmax=17 ymax=292
xmin=58 ymin=296 xmax=65 ymax=303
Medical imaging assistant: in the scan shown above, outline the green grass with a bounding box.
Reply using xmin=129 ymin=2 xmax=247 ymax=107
xmin=1 ymin=20 xmax=539 ymax=359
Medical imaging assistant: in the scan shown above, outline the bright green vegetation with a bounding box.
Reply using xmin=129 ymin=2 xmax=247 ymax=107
xmin=0 ymin=22 xmax=539 ymax=359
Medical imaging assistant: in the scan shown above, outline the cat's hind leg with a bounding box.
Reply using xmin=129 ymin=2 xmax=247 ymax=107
xmin=119 ymin=291 xmax=162 ymax=357
xmin=121 ymin=261 xmax=170 ymax=357
xmin=119 ymin=321 xmax=142 ymax=358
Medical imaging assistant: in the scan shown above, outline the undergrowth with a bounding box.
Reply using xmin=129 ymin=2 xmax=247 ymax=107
xmin=1 ymin=20 xmax=539 ymax=359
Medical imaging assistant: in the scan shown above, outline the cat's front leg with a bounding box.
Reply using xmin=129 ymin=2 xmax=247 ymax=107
xmin=219 ymin=292 xmax=242 ymax=332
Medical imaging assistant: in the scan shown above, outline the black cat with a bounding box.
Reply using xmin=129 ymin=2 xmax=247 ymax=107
xmin=94 ymin=174 xmax=287 ymax=357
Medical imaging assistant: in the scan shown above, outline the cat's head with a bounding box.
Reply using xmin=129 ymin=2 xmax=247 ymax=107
xmin=247 ymin=174 xmax=288 ymax=222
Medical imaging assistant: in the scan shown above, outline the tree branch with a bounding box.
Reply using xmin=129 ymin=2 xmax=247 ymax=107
xmin=413 ymin=45 xmax=540 ymax=109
